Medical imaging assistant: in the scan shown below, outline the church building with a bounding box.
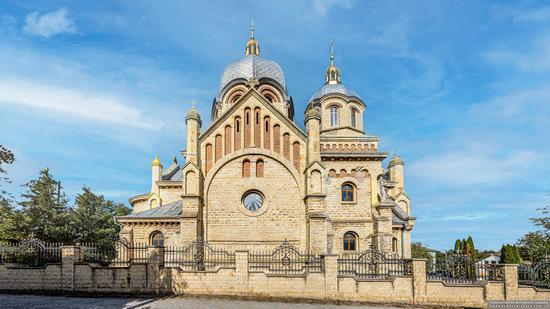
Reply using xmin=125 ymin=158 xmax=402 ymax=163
xmin=116 ymin=26 xmax=415 ymax=257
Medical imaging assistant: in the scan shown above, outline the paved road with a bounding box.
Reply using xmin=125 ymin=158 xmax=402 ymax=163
xmin=0 ymin=294 xmax=403 ymax=309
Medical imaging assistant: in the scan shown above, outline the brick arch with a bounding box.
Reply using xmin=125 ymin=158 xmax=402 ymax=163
xmin=204 ymin=148 xmax=304 ymax=198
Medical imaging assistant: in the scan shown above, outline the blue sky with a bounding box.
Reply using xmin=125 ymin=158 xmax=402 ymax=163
xmin=1 ymin=0 xmax=549 ymax=251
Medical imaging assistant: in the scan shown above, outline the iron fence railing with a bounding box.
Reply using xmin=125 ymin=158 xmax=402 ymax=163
xmin=338 ymin=250 xmax=412 ymax=280
xmin=518 ymin=258 xmax=550 ymax=289
xmin=81 ymin=240 xmax=148 ymax=267
xmin=163 ymin=237 xmax=235 ymax=271
xmin=0 ymin=240 xmax=62 ymax=267
xmin=427 ymin=251 xmax=503 ymax=284
xmin=249 ymin=240 xmax=324 ymax=276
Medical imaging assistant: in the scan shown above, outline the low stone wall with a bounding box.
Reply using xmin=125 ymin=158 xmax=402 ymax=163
xmin=1 ymin=246 xmax=550 ymax=308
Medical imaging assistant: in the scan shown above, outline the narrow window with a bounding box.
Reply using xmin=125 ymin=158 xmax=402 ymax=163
xmin=273 ymin=125 xmax=281 ymax=153
xmin=263 ymin=117 xmax=271 ymax=150
xmin=341 ymin=183 xmax=354 ymax=202
xmin=205 ymin=143 xmax=213 ymax=174
xmin=292 ymin=142 xmax=300 ymax=170
xmin=244 ymin=108 xmax=251 ymax=148
xmin=343 ymin=232 xmax=357 ymax=251
xmin=254 ymin=108 xmax=261 ymax=147
xmin=234 ymin=117 xmax=241 ymax=151
xmin=256 ymin=159 xmax=264 ymax=177
xmin=242 ymin=159 xmax=250 ymax=178
xmin=215 ymin=134 xmax=222 ymax=162
xmin=351 ymin=109 xmax=357 ymax=128
xmin=150 ymin=231 xmax=164 ymax=247
xmin=224 ymin=126 xmax=232 ymax=155
xmin=283 ymin=133 xmax=290 ymax=160
xmin=392 ymin=238 xmax=398 ymax=253
xmin=330 ymin=106 xmax=339 ymax=127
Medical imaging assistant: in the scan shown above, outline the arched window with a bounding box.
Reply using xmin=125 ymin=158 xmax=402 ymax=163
xmin=341 ymin=183 xmax=355 ymax=202
xmin=330 ymin=106 xmax=339 ymax=127
xmin=150 ymin=231 xmax=164 ymax=247
xmin=343 ymin=232 xmax=357 ymax=251
xmin=256 ymin=159 xmax=264 ymax=177
xmin=392 ymin=237 xmax=398 ymax=253
xmin=351 ymin=109 xmax=358 ymax=128
xmin=242 ymin=159 xmax=250 ymax=178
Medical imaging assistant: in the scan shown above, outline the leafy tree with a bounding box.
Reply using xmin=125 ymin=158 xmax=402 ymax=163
xmin=0 ymin=145 xmax=19 ymax=241
xmin=412 ymin=242 xmax=435 ymax=267
xmin=466 ymin=236 xmax=477 ymax=260
xmin=518 ymin=232 xmax=550 ymax=262
xmin=71 ymin=186 xmax=130 ymax=246
xmin=17 ymin=168 xmax=72 ymax=243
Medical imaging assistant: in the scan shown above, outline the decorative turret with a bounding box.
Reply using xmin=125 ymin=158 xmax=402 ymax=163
xmin=305 ymin=107 xmax=321 ymax=163
xmin=151 ymin=155 xmax=162 ymax=193
xmin=185 ymin=100 xmax=202 ymax=165
xmin=325 ymin=39 xmax=341 ymax=85
xmin=388 ymin=154 xmax=405 ymax=193
xmin=245 ymin=20 xmax=260 ymax=56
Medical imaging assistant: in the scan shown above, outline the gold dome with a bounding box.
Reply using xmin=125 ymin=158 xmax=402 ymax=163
xmin=151 ymin=155 xmax=163 ymax=168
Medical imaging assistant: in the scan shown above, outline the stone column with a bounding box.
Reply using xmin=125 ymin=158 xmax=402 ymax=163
xmin=503 ymin=264 xmax=519 ymax=301
xmin=412 ymin=259 xmax=427 ymax=304
xmin=61 ymin=246 xmax=81 ymax=291
xmin=323 ymin=254 xmax=338 ymax=300
xmin=235 ymin=251 xmax=249 ymax=295
xmin=147 ymin=246 xmax=163 ymax=293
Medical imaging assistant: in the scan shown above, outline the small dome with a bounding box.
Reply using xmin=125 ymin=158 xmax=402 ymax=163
xmin=309 ymin=83 xmax=361 ymax=102
xmin=389 ymin=155 xmax=404 ymax=167
xmin=219 ymin=55 xmax=286 ymax=92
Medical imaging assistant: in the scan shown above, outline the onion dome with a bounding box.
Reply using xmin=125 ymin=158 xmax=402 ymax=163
xmin=309 ymin=40 xmax=361 ymax=102
xmin=219 ymin=22 xmax=286 ymax=93
xmin=151 ymin=155 xmax=163 ymax=168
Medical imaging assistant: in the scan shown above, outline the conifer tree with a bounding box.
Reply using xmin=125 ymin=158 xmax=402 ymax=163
xmin=71 ymin=186 xmax=130 ymax=246
xmin=454 ymin=239 xmax=462 ymax=251
xmin=467 ymin=236 xmax=477 ymax=260
xmin=18 ymin=168 xmax=72 ymax=243
xmin=0 ymin=145 xmax=19 ymax=241
xmin=500 ymin=245 xmax=507 ymax=263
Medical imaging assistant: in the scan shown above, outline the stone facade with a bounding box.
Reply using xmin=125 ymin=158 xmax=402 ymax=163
xmin=116 ymin=30 xmax=415 ymax=257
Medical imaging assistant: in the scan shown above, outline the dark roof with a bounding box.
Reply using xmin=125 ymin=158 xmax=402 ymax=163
xmin=120 ymin=200 xmax=182 ymax=219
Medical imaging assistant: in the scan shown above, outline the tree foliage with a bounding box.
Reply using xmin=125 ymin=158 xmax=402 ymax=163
xmin=412 ymin=242 xmax=435 ymax=266
xmin=72 ymin=186 xmax=130 ymax=245
xmin=517 ymin=202 xmax=550 ymax=262
xmin=500 ymin=244 xmax=521 ymax=264
xmin=0 ymin=163 xmax=131 ymax=244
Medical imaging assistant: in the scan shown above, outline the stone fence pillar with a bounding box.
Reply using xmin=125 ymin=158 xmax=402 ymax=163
xmin=147 ymin=246 xmax=163 ymax=293
xmin=503 ymin=264 xmax=519 ymax=301
xmin=412 ymin=259 xmax=427 ymax=304
xmin=323 ymin=254 xmax=338 ymax=300
xmin=61 ymin=246 xmax=81 ymax=291
xmin=235 ymin=251 xmax=249 ymax=295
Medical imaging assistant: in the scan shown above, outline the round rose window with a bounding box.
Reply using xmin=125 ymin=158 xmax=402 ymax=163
xmin=243 ymin=191 xmax=263 ymax=211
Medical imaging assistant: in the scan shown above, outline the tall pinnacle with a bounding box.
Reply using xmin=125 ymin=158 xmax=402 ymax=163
xmin=325 ymin=39 xmax=341 ymax=84
xmin=245 ymin=19 xmax=260 ymax=56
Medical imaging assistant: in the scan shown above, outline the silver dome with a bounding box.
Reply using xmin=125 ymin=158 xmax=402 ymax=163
xmin=220 ymin=55 xmax=286 ymax=92
xmin=309 ymin=83 xmax=361 ymax=102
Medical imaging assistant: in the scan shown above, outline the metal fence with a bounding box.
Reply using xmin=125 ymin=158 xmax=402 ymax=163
xmin=249 ymin=240 xmax=324 ymax=276
xmin=82 ymin=239 xmax=148 ymax=267
xmin=163 ymin=237 xmax=235 ymax=271
xmin=0 ymin=239 xmax=62 ymax=267
xmin=518 ymin=258 xmax=550 ymax=289
xmin=338 ymin=250 xmax=412 ymax=280
xmin=427 ymin=251 xmax=503 ymax=284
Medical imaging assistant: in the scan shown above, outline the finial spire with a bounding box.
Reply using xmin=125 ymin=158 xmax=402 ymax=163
xmin=325 ymin=39 xmax=341 ymax=84
xmin=245 ymin=20 xmax=260 ymax=56
xmin=330 ymin=39 xmax=334 ymax=65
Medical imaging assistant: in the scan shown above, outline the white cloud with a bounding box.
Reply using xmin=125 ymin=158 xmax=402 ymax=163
xmin=0 ymin=78 xmax=158 ymax=129
xmin=482 ymin=37 xmax=550 ymax=73
xmin=313 ymin=0 xmax=353 ymax=16
xmin=510 ymin=6 xmax=550 ymax=24
xmin=23 ymin=7 xmax=76 ymax=38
